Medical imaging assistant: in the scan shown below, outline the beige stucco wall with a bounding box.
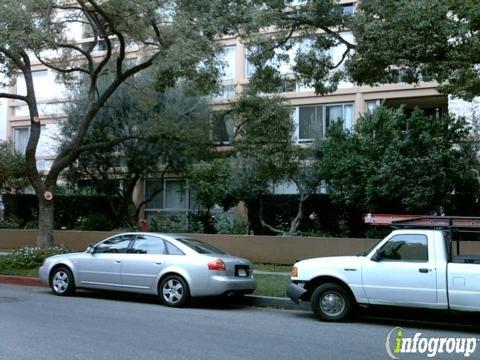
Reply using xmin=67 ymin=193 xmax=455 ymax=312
xmin=0 ymin=230 xmax=378 ymax=264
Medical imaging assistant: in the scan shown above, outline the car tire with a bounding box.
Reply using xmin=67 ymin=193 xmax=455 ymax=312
xmin=311 ymin=283 xmax=354 ymax=322
xmin=159 ymin=275 xmax=190 ymax=307
xmin=49 ymin=267 xmax=76 ymax=296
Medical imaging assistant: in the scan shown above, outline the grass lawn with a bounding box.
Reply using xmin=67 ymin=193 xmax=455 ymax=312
xmin=253 ymin=263 xmax=292 ymax=273
xmin=254 ymin=274 xmax=290 ymax=297
xmin=0 ymin=256 xmax=38 ymax=277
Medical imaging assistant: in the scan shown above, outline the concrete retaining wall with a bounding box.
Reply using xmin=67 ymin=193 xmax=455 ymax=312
xmin=0 ymin=229 xmax=378 ymax=264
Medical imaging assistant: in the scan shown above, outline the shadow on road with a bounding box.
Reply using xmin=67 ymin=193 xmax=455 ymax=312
xmin=67 ymin=288 xmax=248 ymax=311
xmin=290 ymin=306 xmax=480 ymax=333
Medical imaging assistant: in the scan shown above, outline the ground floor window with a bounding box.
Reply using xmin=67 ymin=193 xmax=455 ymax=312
xmin=144 ymin=179 xmax=195 ymax=220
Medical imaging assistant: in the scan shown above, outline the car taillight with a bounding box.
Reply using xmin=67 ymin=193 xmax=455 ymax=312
xmin=208 ymin=258 xmax=226 ymax=271
xmin=291 ymin=267 xmax=298 ymax=277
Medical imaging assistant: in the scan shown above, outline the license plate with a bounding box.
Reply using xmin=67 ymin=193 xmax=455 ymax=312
xmin=238 ymin=269 xmax=247 ymax=277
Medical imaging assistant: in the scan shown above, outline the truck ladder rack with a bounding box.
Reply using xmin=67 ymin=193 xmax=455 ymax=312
xmin=364 ymin=213 xmax=480 ymax=232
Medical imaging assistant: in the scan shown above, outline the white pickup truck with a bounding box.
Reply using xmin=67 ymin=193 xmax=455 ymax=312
xmin=287 ymin=228 xmax=480 ymax=321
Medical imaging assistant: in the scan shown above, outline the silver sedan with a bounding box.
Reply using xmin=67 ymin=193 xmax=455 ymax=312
xmin=39 ymin=233 xmax=256 ymax=307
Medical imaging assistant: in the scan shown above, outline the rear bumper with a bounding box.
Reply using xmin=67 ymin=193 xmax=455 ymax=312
xmin=287 ymin=282 xmax=307 ymax=304
xmin=194 ymin=275 xmax=257 ymax=297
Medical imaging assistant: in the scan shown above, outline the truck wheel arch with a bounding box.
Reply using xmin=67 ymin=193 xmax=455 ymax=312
xmin=304 ymin=276 xmax=356 ymax=303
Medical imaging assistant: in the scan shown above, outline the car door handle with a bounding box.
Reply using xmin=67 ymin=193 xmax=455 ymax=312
xmin=114 ymin=260 xmax=122 ymax=264
xmin=419 ymin=268 xmax=431 ymax=273
xmin=155 ymin=262 xmax=162 ymax=265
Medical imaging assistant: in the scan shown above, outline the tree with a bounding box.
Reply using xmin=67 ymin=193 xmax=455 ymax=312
xmin=186 ymin=159 xmax=232 ymax=233
xmin=0 ymin=0 xmax=227 ymax=247
xmin=64 ymin=78 xmax=212 ymax=227
xmin=0 ymin=141 xmax=28 ymax=193
xmin=231 ymin=94 xmax=323 ymax=235
xmin=231 ymin=0 xmax=356 ymax=94
xmin=348 ymin=0 xmax=480 ymax=100
xmin=319 ymin=106 xmax=480 ymax=215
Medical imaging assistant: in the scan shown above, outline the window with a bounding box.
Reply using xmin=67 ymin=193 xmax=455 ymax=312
xmin=16 ymin=71 xmax=49 ymax=99
xmin=165 ymin=241 xmax=185 ymax=255
xmin=95 ymin=235 xmax=134 ymax=254
xmin=144 ymin=179 xmax=193 ymax=218
xmin=13 ymin=127 xmax=30 ymax=154
xmin=366 ymin=100 xmax=381 ymax=113
xmin=130 ymin=235 xmax=167 ymax=254
xmin=296 ymin=103 xmax=354 ymax=142
xmin=175 ymin=237 xmax=226 ymax=255
xmin=377 ymin=234 xmax=428 ymax=262
xmin=215 ymin=85 xmax=236 ymax=99
xmin=211 ymin=112 xmax=235 ymax=144
xmin=12 ymin=124 xmax=57 ymax=156
xmin=342 ymin=4 xmax=354 ymax=15
xmin=219 ymin=46 xmax=236 ymax=81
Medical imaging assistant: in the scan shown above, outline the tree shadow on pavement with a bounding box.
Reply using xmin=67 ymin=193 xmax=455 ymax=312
xmin=68 ymin=288 xmax=249 ymax=311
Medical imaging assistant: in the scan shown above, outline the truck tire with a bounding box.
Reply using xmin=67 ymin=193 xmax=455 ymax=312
xmin=311 ymin=283 xmax=354 ymax=322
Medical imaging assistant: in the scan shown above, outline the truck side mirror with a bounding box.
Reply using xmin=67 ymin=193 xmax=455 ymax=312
xmin=371 ymin=249 xmax=381 ymax=262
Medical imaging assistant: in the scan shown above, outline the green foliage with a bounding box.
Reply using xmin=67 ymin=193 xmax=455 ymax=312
xmin=230 ymin=0 xmax=354 ymax=95
xmin=63 ymin=76 xmax=213 ymax=226
xmin=0 ymin=216 xmax=21 ymax=230
xmin=0 ymin=142 xmax=28 ymax=193
xmin=77 ymin=213 xmax=116 ymax=231
xmin=1 ymin=194 xmax=120 ymax=230
xmin=349 ymin=0 xmax=480 ymax=100
xmin=187 ymin=159 xmax=231 ymax=212
xmin=319 ymin=106 xmax=480 ymax=214
xmin=0 ymin=245 xmax=70 ymax=270
xmin=213 ymin=213 xmax=248 ymax=235
xmin=149 ymin=214 xmax=190 ymax=233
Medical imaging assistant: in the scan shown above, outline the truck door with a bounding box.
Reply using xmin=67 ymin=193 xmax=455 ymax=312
xmin=362 ymin=233 xmax=438 ymax=307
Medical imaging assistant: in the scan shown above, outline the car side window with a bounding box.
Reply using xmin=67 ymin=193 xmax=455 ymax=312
xmin=377 ymin=234 xmax=428 ymax=262
xmin=130 ymin=235 xmax=167 ymax=255
xmin=164 ymin=241 xmax=185 ymax=255
xmin=95 ymin=235 xmax=134 ymax=254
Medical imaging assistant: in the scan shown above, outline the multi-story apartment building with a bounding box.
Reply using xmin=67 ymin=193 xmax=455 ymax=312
xmin=2 ymin=1 xmax=474 ymax=222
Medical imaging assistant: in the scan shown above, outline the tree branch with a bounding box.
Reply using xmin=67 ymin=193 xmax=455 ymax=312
xmin=0 ymin=93 xmax=28 ymax=102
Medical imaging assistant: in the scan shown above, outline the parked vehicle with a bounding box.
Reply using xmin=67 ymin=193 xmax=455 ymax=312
xmin=287 ymin=216 xmax=480 ymax=321
xmin=39 ymin=233 xmax=256 ymax=307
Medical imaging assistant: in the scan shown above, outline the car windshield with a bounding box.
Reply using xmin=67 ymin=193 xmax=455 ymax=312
xmin=357 ymin=240 xmax=382 ymax=256
xmin=175 ymin=237 xmax=227 ymax=255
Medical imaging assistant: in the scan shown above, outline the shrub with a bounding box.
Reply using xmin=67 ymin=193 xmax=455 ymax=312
xmin=0 ymin=245 xmax=70 ymax=269
xmin=0 ymin=216 xmax=21 ymax=229
xmin=213 ymin=213 xmax=248 ymax=235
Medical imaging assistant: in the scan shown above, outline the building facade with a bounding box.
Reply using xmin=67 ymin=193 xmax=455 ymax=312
xmin=1 ymin=0 xmax=463 ymax=222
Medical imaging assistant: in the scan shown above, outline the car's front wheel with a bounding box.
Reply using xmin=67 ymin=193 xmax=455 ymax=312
xmin=311 ymin=283 xmax=354 ymax=322
xmin=49 ymin=267 xmax=75 ymax=296
xmin=159 ymin=275 xmax=190 ymax=307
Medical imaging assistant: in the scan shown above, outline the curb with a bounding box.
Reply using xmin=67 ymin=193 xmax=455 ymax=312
xmin=0 ymin=275 xmax=309 ymax=311
xmin=238 ymin=294 xmax=310 ymax=311
xmin=0 ymin=275 xmax=46 ymax=287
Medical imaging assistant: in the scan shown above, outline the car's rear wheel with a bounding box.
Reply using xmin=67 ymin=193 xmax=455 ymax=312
xmin=159 ymin=275 xmax=190 ymax=307
xmin=311 ymin=283 xmax=354 ymax=322
xmin=50 ymin=267 xmax=75 ymax=296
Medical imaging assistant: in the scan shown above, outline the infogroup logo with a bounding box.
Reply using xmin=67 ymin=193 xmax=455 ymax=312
xmin=385 ymin=327 xmax=478 ymax=359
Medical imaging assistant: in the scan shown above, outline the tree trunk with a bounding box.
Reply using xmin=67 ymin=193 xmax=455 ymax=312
xmin=288 ymin=196 xmax=306 ymax=235
xmin=38 ymin=198 xmax=54 ymax=248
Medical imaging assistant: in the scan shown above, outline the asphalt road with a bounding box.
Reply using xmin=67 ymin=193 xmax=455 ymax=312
xmin=0 ymin=285 xmax=479 ymax=360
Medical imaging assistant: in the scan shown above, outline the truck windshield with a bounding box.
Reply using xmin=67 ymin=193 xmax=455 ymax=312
xmin=357 ymin=240 xmax=381 ymax=257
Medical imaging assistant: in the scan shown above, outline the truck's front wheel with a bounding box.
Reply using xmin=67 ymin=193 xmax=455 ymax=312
xmin=311 ymin=283 xmax=354 ymax=322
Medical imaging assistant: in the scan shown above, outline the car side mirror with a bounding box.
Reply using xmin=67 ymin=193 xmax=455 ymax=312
xmin=86 ymin=245 xmax=95 ymax=254
xmin=371 ymin=249 xmax=382 ymax=262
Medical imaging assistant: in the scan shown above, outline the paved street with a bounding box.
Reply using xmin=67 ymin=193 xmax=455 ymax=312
xmin=0 ymin=285 xmax=479 ymax=360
